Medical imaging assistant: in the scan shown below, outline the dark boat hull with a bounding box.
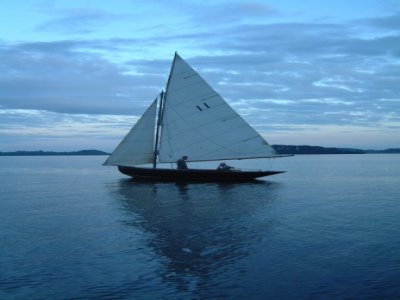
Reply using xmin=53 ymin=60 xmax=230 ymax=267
xmin=118 ymin=166 xmax=284 ymax=182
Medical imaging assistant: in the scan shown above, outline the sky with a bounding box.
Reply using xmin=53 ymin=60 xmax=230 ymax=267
xmin=0 ymin=0 xmax=399 ymax=151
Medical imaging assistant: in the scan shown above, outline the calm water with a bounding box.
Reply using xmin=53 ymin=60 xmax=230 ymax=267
xmin=1 ymin=155 xmax=399 ymax=299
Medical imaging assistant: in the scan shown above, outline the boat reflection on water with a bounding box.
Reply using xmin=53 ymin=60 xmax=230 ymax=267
xmin=112 ymin=179 xmax=280 ymax=296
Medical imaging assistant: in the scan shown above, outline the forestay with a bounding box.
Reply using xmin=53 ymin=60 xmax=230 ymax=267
xmin=158 ymin=54 xmax=278 ymax=163
xmin=104 ymin=99 xmax=157 ymax=166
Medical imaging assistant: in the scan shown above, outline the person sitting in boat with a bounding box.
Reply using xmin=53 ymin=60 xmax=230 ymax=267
xmin=176 ymin=155 xmax=188 ymax=169
xmin=217 ymin=162 xmax=234 ymax=171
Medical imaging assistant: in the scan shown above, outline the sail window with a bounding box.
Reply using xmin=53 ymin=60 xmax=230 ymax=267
xmin=196 ymin=105 xmax=203 ymax=111
xmin=203 ymin=103 xmax=210 ymax=108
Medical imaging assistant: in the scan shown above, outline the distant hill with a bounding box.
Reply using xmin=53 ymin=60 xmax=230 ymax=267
xmin=364 ymin=148 xmax=400 ymax=154
xmin=0 ymin=150 xmax=110 ymax=156
xmin=272 ymin=145 xmax=400 ymax=155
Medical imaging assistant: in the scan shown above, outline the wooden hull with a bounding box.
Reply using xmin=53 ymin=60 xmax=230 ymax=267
xmin=118 ymin=166 xmax=285 ymax=182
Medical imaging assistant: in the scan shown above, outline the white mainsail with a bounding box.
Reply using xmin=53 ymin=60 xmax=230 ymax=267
xmin=158 ymin=54 xmax=278 ymax=163
xmin=104 ymin=99 xmax=157 ymax=166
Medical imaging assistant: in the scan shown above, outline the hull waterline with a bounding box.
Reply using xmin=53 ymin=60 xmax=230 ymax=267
xmin=118 ymin=166 xmax=285 ymax=182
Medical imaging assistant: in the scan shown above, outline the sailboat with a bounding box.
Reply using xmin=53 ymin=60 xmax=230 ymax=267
xmin=104 ymin=53 xmax=286 ymax=182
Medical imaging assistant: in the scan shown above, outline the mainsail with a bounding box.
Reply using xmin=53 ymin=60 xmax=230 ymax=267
xmin=105 ymin=53 xmax=279 ymax=167
xmin=158 ymin=53 xmax=278 ymax=163
xmin=104 ymin=99 xmax=157 ymax=166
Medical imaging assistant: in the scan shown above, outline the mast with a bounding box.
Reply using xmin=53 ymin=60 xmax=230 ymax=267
xmin=152 ymin=52 xmax=179 ymax=168
xmin=153 ymin=91 xmax=164 ymax=168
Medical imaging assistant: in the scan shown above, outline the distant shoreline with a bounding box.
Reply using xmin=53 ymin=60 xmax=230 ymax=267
xmin=0 ymin=146 xmax=399 ymax=156
xmin=272 ymin=145 xmax=400 ymax=155
xmin=0 ymin=150 xmax=110 ymax=156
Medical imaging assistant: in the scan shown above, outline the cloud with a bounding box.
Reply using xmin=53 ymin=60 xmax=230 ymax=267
xmin=0 ymin=7 xmax=399 ymax=149
xmin=189 ymin=1 xmax=278 ymax=24
xmin=264 ymin=124 xmax=400 ymax=149
xmin=0 ymin=109 xmax=137 ymax=151
xmin=34 ymin=8 xmax=130 ymax=34
xmin=364 ymin=11 xmax=400 ymax=31
xmin=0 ymin=40 xmax=165 ymax=115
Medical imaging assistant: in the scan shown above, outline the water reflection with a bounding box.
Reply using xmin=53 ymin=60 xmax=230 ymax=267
xmin=110 ymin=179 xmax=279 ymax=296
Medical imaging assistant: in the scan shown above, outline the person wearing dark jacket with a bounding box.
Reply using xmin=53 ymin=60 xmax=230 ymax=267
xmin=176 ymin=156 xmax=188 ymax=169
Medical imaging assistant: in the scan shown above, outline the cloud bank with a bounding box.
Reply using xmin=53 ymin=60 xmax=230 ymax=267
xmin=0 ymin=2 xmax=399 ymax=150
